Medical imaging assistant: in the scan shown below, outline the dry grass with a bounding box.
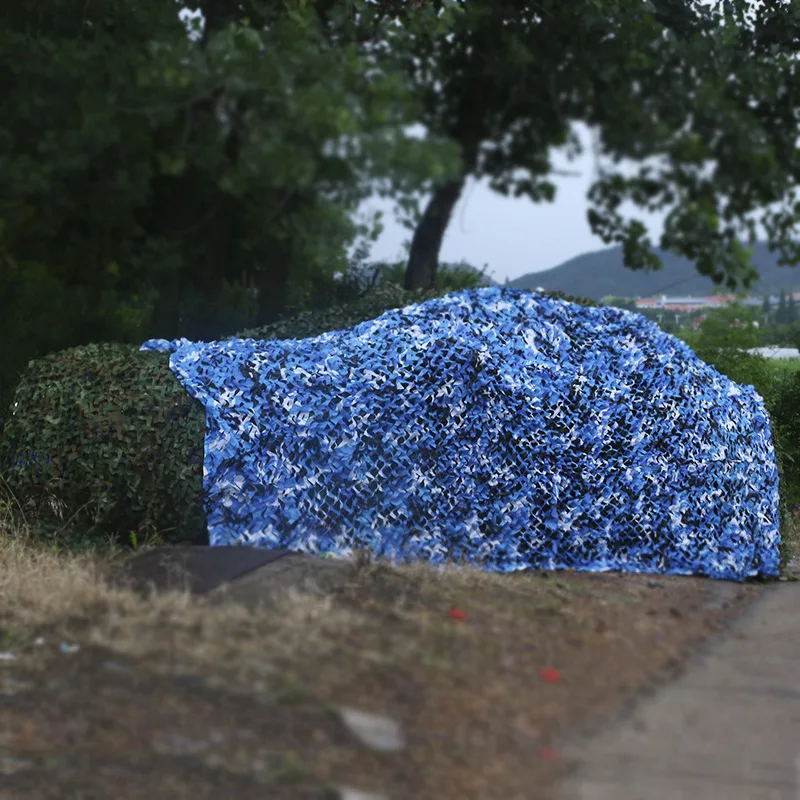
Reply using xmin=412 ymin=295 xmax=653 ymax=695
xmin=0 ymin=505 xmax=352 ymax=673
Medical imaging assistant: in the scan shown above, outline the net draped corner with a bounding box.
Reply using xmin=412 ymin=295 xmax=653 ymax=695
xmin=140 ymin=287 xmax=781 ymax=581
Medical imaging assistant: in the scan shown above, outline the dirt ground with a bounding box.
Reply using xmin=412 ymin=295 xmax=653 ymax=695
xmin=4 ymin=515 xmax=794 ymax=800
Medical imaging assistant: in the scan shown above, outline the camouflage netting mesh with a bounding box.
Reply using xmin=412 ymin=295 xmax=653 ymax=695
xmin=141 ymin=287 xmax=781 ymax=580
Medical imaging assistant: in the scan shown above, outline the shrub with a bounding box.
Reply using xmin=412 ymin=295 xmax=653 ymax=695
xmin=682 ymin=344 xmax=800 ymax=564
xmin=769 ymin=369 xmax=800 ymax=507
xmin=692 ymin=347 xmax=774 ymax=404
xmin=0 ymin=343 xmax=207 ymax=545
xmin=234 ymin=282 xmax=456 ymax=341
xmin=0 ymin=283 xmax=494 ymax=544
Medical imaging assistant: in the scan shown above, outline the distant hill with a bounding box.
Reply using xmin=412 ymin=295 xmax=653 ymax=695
xmin=509 ymin=241 xmax=800 ymax=300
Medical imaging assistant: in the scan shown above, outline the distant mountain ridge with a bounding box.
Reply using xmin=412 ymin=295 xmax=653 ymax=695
xmin=509 ymin=241 xmax=800 ymax=300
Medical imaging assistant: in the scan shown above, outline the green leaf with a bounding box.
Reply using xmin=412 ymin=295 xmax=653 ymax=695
xmin=155 ymin=151 xmax=187 ymax=177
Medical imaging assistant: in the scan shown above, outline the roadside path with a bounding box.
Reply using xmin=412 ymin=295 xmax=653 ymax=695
xmin=553 ymin=562 xmax=800 ymax=800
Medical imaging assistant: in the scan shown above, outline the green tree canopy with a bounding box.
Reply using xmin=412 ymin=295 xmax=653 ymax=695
xmin=337 ymin=0 xmax=800 ymax=292
xmin=778 ymin=289 xmax=790 ymax=324
xmin=0 ymin=0 xmax=465 ymax=420
xmin=680 ymin=301 xmax=762 ymax=352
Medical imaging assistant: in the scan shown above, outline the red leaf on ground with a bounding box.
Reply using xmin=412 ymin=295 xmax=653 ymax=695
xmin=541 ymin=747 xmax=559 ymax=761
xmin=539 ymin=667 xmax=561 ymax=683
xmin=448 ymin=609 xmax=467 ymax=621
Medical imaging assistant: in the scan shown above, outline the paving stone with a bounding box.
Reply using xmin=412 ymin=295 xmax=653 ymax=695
xmin=553 ymin=579 xmax=800 ymax=800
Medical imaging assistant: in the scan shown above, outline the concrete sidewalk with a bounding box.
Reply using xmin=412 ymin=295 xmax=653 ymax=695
xmin=553 ymin=568 xmax=800 ymax=800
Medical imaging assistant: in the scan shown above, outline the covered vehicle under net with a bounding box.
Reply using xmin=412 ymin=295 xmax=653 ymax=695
xmin=141 ymin=287 xmax=781 ymax=581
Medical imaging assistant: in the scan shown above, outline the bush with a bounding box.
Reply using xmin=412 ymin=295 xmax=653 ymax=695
xmin=0 ymin=253 xmax=157 ymax=446
xmin=692 ymin=347 xmax=774 ymax=403
xmin=769 ymin=369 xmax=800 ymax=507
xmin=0 ymin=283 xmax=474 ymax=544
xmin=235 ymin=282 xmax=462 ymax=341
xmin=0 ymin=343 xmax=207 ymax=545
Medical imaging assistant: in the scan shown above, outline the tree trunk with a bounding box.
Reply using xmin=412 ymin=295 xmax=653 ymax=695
xmin=403 ymin=176 xmax=467 ymax=291
xmin=205 ymin=126 xmax=242 ymax=296
xmin=253 ymin=191 xmax=303 ymax=327
xmin=255 ymin=243 xmax=291 ymax=327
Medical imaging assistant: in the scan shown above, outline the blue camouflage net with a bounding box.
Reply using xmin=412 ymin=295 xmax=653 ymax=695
xmin=140 ymin=287 xmax=781 ymax=580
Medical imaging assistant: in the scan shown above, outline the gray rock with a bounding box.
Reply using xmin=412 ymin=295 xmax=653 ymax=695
xmin=336 ymin=788 xmax=392 ymax=800
xmin=209 ymin=553 xmax=357 ymax=611
xmin=336 ymin=706 xmax=405 ymax=753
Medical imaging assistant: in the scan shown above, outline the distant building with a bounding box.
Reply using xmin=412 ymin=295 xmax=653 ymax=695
xmin=634 ymin=292 xmax=800 ymax=311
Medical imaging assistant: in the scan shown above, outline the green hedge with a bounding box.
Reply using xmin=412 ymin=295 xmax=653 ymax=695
xmin=0 ymin=342 xmax=208 ymax=545
xmin=767 ymin=367 xmax=800 ymax=512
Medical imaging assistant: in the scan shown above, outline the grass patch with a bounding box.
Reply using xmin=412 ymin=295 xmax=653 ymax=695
xmin=765 ymin=356 xmax=800 ymax=377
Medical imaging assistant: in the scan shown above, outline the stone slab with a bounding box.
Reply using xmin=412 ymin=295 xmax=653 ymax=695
xmin=553 ymin=575 xmax=800 ymax=800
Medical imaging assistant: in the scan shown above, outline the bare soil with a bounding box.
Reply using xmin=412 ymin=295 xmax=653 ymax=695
xmin=3 ymin=514 xmax=791 ymax=800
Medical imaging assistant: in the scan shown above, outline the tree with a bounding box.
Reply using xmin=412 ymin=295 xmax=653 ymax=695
xmin=789 ymin=293 xmax=798 ymax=325
xmin=762 ymin=294 xmax=772 ymax=316
xmin=370 ymin=257 xmax=495 ymax=291
xmin=0 ymin=0 xmax=463 ymax=326
xmin=340 ymin=0 xmax=800 ymax=292
xmin=165 ymin=0 xmax=464 ymax=325
xmin=600 ymin=296 xmax=638 ymax=312
xmin=0 ymin=0 xmax=463 ymax=415
xmin=686 ymin=301 xmax=762 ymax=352
xmin=778 ymin=290 xmax=789 ymax=325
